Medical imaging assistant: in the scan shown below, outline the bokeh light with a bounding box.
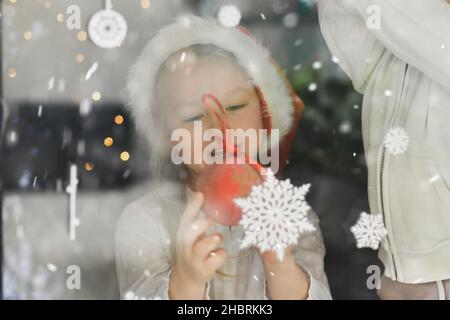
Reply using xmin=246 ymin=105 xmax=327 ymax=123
xmin=120 ymin=151 xmax=130 ymax=162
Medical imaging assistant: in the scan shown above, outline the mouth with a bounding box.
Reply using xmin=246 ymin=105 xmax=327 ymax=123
xmin=210 ymin=143 xmax=244 ymax=160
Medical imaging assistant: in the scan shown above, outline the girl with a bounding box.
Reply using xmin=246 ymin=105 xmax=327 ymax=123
xmin=116 ymin=15 xmax=331 ymax=300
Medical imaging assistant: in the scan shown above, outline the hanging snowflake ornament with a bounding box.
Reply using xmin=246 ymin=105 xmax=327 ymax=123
xmin=234 ymin=169 xmax=315 ymax=262
xmin=384 ymin=127 xmax=409 ymax=155
xmin=88 ymin=0 xmax=127 ymax=49
xmin=351 ymin=212 xmax=388 ymax=250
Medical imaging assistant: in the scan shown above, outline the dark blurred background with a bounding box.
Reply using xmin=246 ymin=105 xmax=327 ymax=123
xmin=1 ymin=0 xmax=381 ymax=299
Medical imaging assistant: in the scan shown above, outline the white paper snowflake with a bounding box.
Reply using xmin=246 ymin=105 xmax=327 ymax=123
xmin=234 ymin=169 xmax=315 ymax=262
xmin=351 ymin=212 xmax=388 ymax=250
xmin=384 ymin=127 xmax=409 ymax=155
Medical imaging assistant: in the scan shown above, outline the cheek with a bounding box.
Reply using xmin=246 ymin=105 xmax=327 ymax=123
xmin=170 ymin=126 xmax=200 ymax=156
xmin=228 ymin=101 xmax=264 ymax=157
xmin=234 ymin=100 xmax=264 ymax=131
xmin=169 ymin=125 xmax=209 ymax=173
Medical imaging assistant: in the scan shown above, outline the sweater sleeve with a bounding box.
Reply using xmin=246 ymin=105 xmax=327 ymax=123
xmin=115 ymin=202 xmax=173 ymax=300
xmin=292 ymin=210 xmax=332 ymax=300
xmin=318 ymin=0 xmax=450 ymax=92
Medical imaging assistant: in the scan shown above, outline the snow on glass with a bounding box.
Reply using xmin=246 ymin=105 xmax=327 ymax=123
xmin=384 ymin=127 xmax=409 ymax=155
xmin=217 ymin=5 xmax=242 ymax=28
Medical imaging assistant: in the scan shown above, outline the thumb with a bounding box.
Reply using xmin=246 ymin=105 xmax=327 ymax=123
xmin=180 ymin=188 xmax=204 ymax=226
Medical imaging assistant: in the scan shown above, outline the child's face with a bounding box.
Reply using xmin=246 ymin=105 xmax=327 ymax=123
xmin=158 ymin=55 xmax=264 ymax=176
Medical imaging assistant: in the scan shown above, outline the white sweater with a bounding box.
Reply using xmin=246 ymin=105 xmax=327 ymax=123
xmin=115 ymin=181 xmax=332 ymax=300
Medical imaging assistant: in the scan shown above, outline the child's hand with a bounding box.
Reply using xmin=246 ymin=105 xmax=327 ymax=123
xmin=169 ymin=191 xmax=227 ymax=299
xmin=260 ymin=246 xmax=294 ymax=266
xmin=259 ymin=246 xmax=311 ymax=300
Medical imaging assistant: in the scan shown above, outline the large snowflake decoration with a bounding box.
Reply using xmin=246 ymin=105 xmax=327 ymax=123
xmin=384 ymin=127 xmax=409 ymax=155
xmin=351 ymin=212 xmax=388 ymax=250
xmin=234 ymin=170 xmax=315 ymax=262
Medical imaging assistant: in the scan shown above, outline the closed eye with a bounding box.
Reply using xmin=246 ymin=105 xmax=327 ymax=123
xmin=226 ymin=104 xmax=246 ymax=112
xmin=182 ymin=113 xmax=204 ymax=123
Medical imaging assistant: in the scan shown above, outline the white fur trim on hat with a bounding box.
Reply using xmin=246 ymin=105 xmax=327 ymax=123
xmin=127 ymin=15 xmax=294 ymax=152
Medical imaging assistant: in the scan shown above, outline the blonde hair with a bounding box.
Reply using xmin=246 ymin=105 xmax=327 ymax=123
xmin=150 ymin=44 xmax=245 ymax=181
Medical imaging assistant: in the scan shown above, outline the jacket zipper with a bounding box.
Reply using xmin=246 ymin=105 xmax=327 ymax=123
xmin=379 ymin=147 xmax=398 ymax=279
xmin=378 ymin=64 xmax=410 ymax=280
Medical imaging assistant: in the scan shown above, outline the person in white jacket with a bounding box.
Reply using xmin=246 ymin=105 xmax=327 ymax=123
xmin=115 ymin=16 xmax=332 ymax=300
xmin=318 ymin=0 xmax=450 ymax=299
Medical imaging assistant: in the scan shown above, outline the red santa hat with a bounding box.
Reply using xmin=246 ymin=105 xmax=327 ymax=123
xmin=127 ymin=15 xmax=304 ymax=173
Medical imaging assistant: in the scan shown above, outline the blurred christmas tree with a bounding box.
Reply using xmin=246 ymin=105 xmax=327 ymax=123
xmin=289 ymin=64 xmax=366 ymax=183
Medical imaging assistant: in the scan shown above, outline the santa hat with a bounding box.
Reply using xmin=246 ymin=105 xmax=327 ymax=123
xmin=127 ymin=15 xmax=303 ymax=172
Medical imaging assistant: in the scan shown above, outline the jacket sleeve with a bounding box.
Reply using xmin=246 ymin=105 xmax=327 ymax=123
xmin=115 ymin=202 xmax=173 ymax=300
xmin=292 ymin=210 xmax=333 ymax=300
xmin=318 ymin=0 xmax=450 ymax=92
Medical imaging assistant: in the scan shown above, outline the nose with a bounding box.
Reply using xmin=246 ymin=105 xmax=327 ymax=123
xmin=201 ymin=94 xmax=228 ymax=132
xmin=203 ymin=108 xmax=223 ymax=131
xmin=201 ymin=94 xmax=233 ymax=153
